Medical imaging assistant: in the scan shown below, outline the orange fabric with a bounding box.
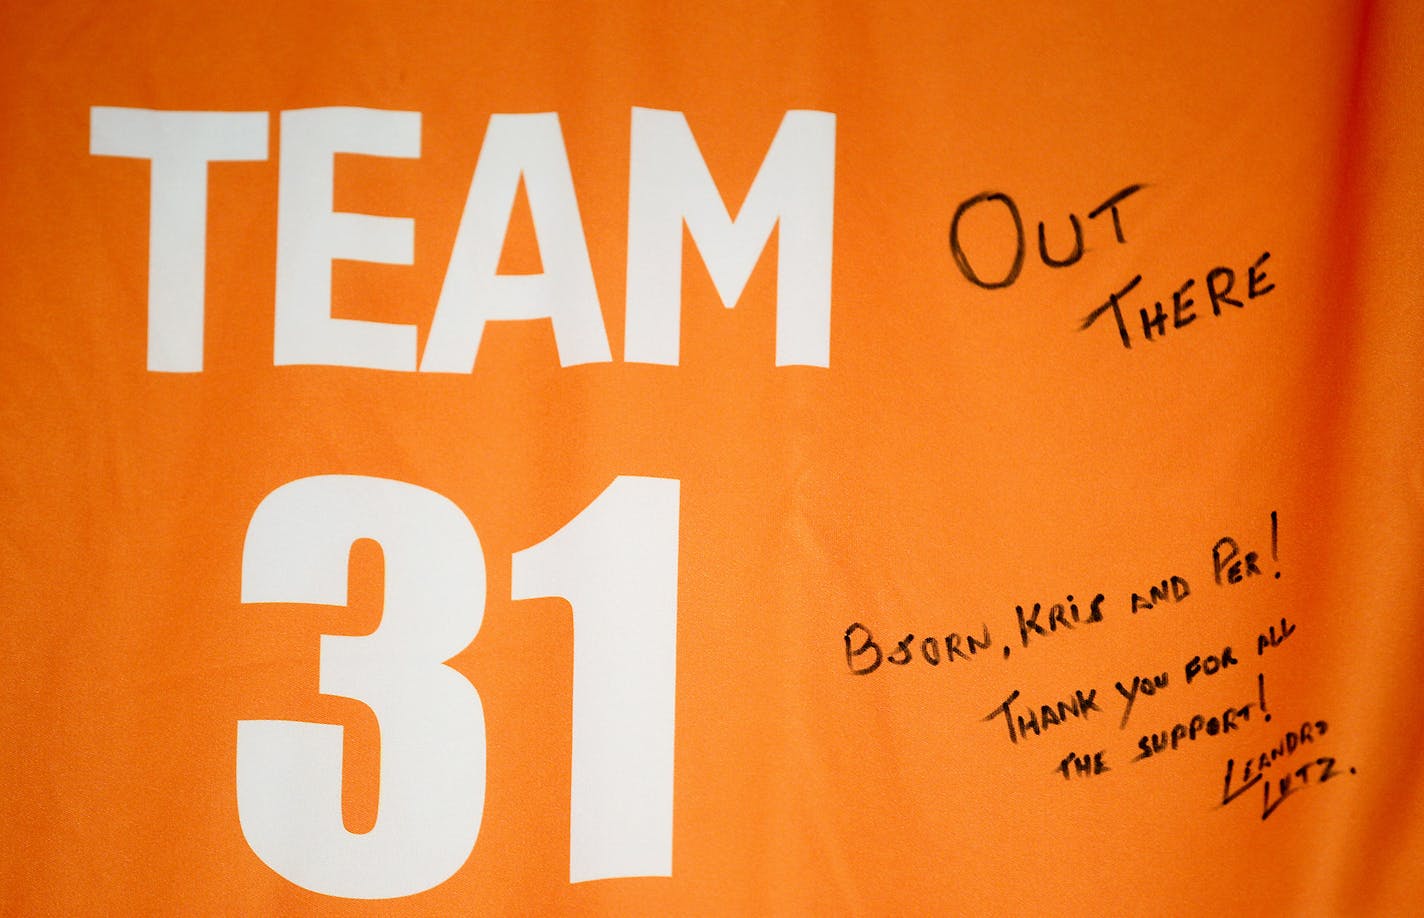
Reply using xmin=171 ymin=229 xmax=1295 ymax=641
xmin=3 ymin=1 xmax=1421 ymax=913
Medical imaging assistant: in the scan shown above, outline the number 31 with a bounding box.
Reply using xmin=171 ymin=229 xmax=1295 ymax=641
xmin=237 ymin=475 xmax=678 ymax=899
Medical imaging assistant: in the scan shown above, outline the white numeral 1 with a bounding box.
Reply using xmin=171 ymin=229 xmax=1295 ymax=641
xmin=237 ymin=475 xmax=678 ymax=899
xmin=513 ymin=476 xmax=679 ymax=883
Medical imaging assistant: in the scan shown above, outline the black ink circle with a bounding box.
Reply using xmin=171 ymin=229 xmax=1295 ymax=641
xmin=949 ymin=192 xmax=1025 ymax=289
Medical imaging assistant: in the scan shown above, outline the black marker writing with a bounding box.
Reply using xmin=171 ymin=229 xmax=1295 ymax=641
xmin=1130 ymin=575 xmax=1191 ymax=614
xmin=1056 ymin=750 xmax=1109 ymax=780
xmin=984 ymin=687 xmax=1103 ymax=745
xmin=1014 ymin=593 xmax=1105 ymax=649
xmin=1257 ymin=617 xmax=1296 ymax=656
xmin=1114 ymin=672 xmax=1169 ymax=729
xmin=843 ymin=621 xmax=993 ymax=674
xmin=1221 ymin=719 xmax=1332 ymax=809
xmin=1133 ymin=702 xmax=1257 ymax=761
xmin=1079 ymin=251 xmax=1274 ymax=349
xmin=1184 ymin=646 xmax=1238 ymax=685
xmin=1261 ymin=757 xmax=1353 ymax=820
xmin=949 ymin=184 xmax=1143 ymax=289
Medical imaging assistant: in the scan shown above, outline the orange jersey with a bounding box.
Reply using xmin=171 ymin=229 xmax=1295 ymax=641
xmin=3 ymin=2 xmax=1422 ymax=914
